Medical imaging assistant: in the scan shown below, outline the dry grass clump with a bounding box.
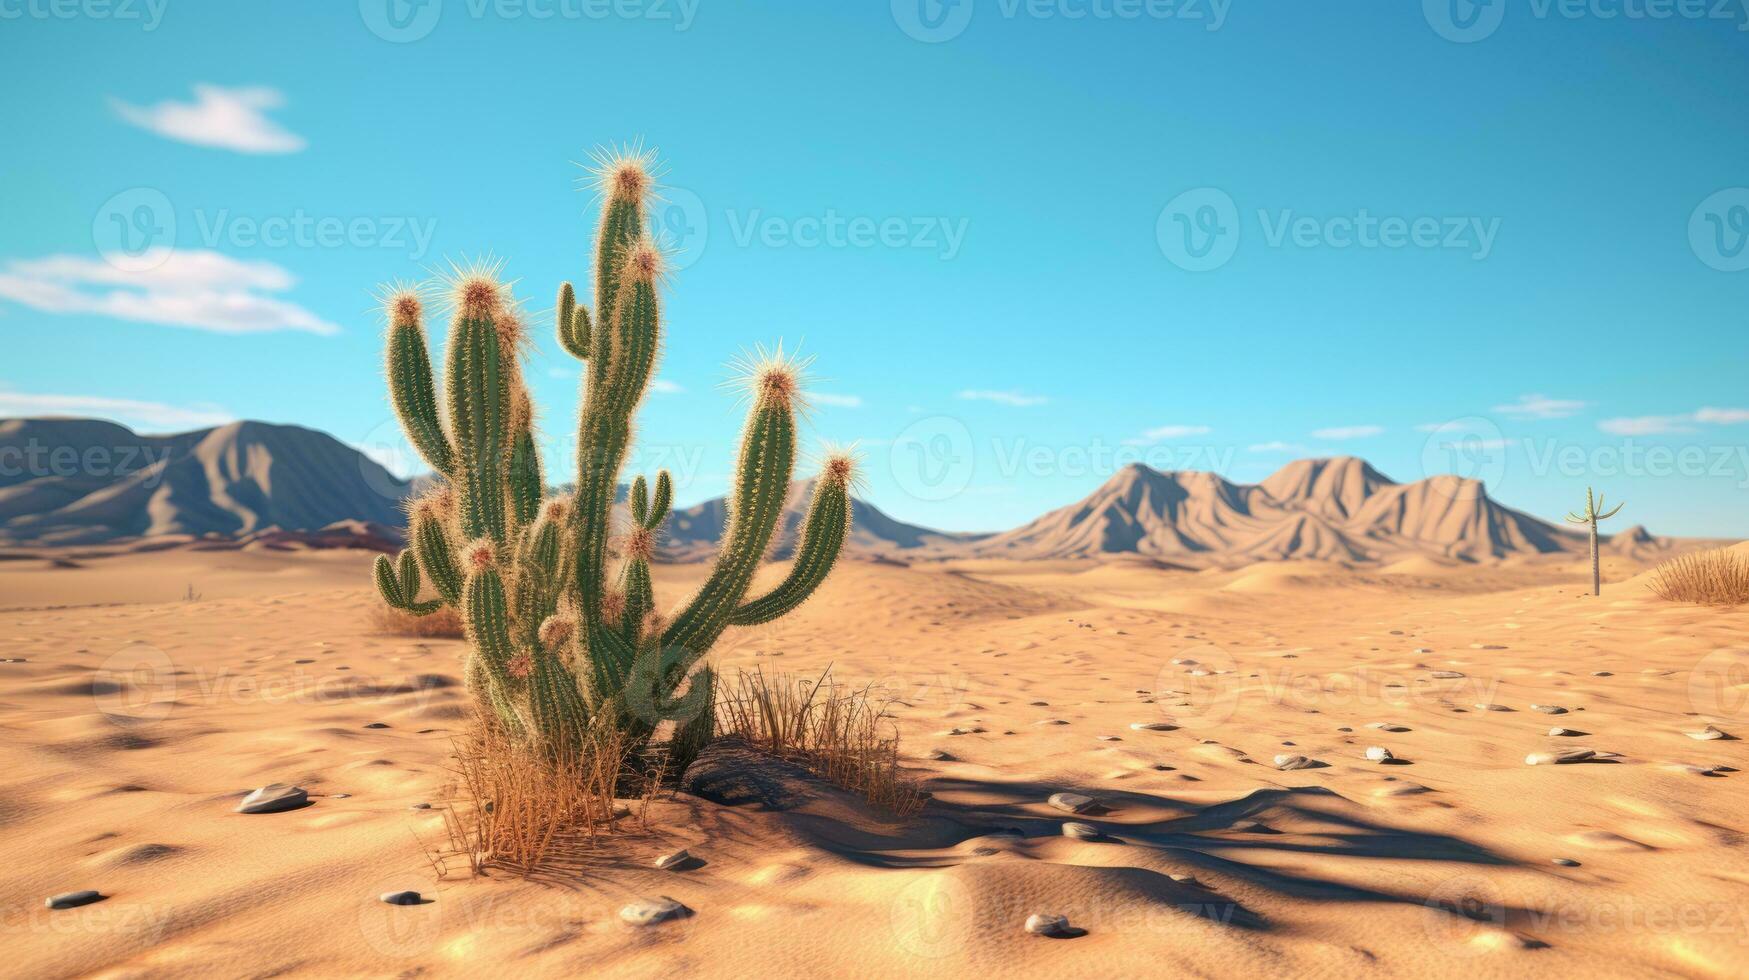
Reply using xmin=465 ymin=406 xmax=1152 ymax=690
xmin=368 ymin=603 xmax=465 ymax=638
xmin=717 ymin=666 xmax=925 ymax=817
xmin=1648 ymin=548 xmax=1749 ymax=606
xmin=425 ymin=713 xmax=659 ymax=877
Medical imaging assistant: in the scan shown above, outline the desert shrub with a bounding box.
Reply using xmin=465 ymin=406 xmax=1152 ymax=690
xmin=1648 ymin=548 xmax=1749 ymax=606
xmin=716 ymin=666 xmax=925 ymax=817
xmin=368 ymin=602 xmax=465 ymax=638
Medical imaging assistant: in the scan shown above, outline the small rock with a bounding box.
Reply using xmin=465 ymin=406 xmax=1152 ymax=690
xmin=1474 ymin=703 xmax=1510 ymax=712
xmin=44 ymin=890 xmax=102 ymax=910
xmin=1274 ymin=754 xmax=1322 ymax=771
xmin=1552 ymin=858 xmax=1580 ymax=867
xmin=236 ymin=784 xmax=308 ymax=814
xmin=1548 ymin=727 xmax=1574 ymax=736
xmin=364 ymin=722 xmax=390 ymax=729
xmin=1062 ymin=822 xmax=1101 ymax=840
xmin=379 ymin=890 xmax=423 ymax=906
xmin=1130 ymin=721 xmax=1176 ymax=731
xmin=653 ymin=849 xmax=691 ymax=870
xmin=1686 ymin=725 xmax=1728 ymax=741
xmin=410 ymin=802 xmax=432 ymax=810
xmin=611 ymin=802 xmax=631 ymax=818
xmin=1430 ymin=670 xmax=1465 ymax=679
xmin=1529 ymin=704 xmax=1567 ymax=715
xmin=331 ymin=793 xmax=352 ymax=799
xmin=1168 ymin=872 xmax=1199 ymax=884
xmin=620 ymin=896 xmax=690 ymax=926
xmin=1024 ymin=913 xmax=1073 ymax=937
xmin=1592 ymin=670 xmax=1613 ymax=677
xmin=1048 ymin=792 xmax=1096 ymax=814
xmin=1035 ymin=719 xmax=1069 ymax=726
xmin=1526 ymin=748 xmax=1596 ymax=765
xmin=924 ymin=749 xmax=952 ymax=761
xmin=1366 ymin=722 xmax=1410 ymax=732
xmin=1096 ymin=735 xmax=1121 ymax=742
xmin=1365 ymin=746 xmax=1394 ymax=762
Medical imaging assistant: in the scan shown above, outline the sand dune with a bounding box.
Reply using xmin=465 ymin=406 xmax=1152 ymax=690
xmin=3 ymin=546 xmax=1746 ymax=976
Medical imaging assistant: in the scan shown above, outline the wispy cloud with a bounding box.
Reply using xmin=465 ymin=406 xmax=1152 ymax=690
xmin=1248 ymin=441 xmax=1311 ymax=454
xmin=1598 ymin=408 xmax=1749 ymax=436
xmin=1123 ymin=424 xmax=1210 ymax=446
xmin=0 ymin=250 xmax=339 ymax=335
xmin=649 ymin=379 xmax=684 ymax=394
xmin=1492 ymin=393 xmax=1586 ymax=420
xmin=1312 ymin=425 xmax=1384 ymax=439
xmin=0 ymin=389 xmax=232 ymax=431
xmin=111 ymin=85 xmax=305 ymax=154
xmin=812 ymin=392 xmax=862 ymax=408
xmin=958 ymin=389 xmax=1047 ymax=407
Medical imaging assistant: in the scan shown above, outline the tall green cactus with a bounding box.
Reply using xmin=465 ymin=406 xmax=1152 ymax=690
xmin=372 ymin=149 xmax=854 ymax=762
xmin=1565 ymin=486 xmax=1623 ymax=598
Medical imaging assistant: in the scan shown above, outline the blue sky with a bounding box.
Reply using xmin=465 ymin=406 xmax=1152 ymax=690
xmin=3 ymin=1 xmax=1747 ymax=536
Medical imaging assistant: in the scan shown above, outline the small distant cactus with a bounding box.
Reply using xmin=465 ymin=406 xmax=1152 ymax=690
xmin=1565 ymin=486 xmax=1623 ymax=597
xmin=373 ymin=148 xmax=854 ymax=769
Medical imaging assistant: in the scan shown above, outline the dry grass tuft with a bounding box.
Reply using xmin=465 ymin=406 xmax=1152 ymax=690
xmin=1648 ymin=547 xmax=1749 ymax=606
xmin=424 ymin=714 xmax=659 ymax=878
xmin=716 ymin=666 xmax=925 ymax=817
xmin=368 ymin=603 xmax=465 ymax=638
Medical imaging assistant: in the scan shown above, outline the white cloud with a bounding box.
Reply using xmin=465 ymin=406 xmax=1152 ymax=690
xmin=1695 ymin=407 xmax=1749 ymax=425
xmin=1598 ymin=407 xmax=1749 ymax=436
xmin=1492 ymin=393 xmax=1586 ymax=420
xmin=0 ymin=249 xmax=339 ymax=335
xmin=812 ymin=392 xmax=862 ymax=408
xmin=1312 ymin=425 xmax=1385 ymax=439
xmin=1248 ymin=441 xmax=1311 ymax=454
xmin=111 ymin=85 xmax=306 ymax=154
xmin=649 ymin=379 xmax=684 ymax=394
xmin=1139 ymin=424 xmax=1211 ymax=440
xmin=958 ymin=389 xmax=1047 ymax=407
xmin=0 ymin=390 xmax=232 ymax=431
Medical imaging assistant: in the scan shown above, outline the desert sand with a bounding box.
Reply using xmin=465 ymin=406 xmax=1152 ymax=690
xmin=2 ymin=545 xmax=1747 ymax=978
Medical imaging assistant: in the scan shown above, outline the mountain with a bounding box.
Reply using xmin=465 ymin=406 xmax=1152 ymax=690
xmin=0 ymin=418 xmax=412 ymax=545
xmin=968 ymin=457 xmax=1592 ymax=565
xmin=662 ymin=479 xmax=981 ymax=561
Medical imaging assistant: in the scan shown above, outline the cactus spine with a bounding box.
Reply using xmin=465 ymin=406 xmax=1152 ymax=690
xmin=373 ymin=148 xmax=854 ymax=766
xmin=1565 ymin=486 xmax=1624 ymax=597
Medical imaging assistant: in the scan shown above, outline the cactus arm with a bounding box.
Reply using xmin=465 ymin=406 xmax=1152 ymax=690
xmin=385 ymin=298 xmax=454 ymax=476
xmin=647 ymin=470 xmax=672 ymax=529
xmin=412 ymin=509 xmax=463 ymax=604
xmin=556 ymin=282 xmax=590 ymax=360
xmin=662 ymin=389 xmax=796 ymax=667
xmin=374 ymin=553 xmax=408 ymax=607
xmin=1599 ymin=501 xmax=1624 ymax=521
xmin=508 ymin=395 xmax=543 ymax=528
xmin=464 ymin=565 xmax=521 ymax=684
xmin=731 ymin=472 xmax=850 ymax=626
xmin=620 ymin=554 xmax=653 ymax=646
xmin=447 ymin=306 xmax=510 ymax=543
xmin=630 ymin=474 xmax=650 ymax=526
xmin=667 ymin=664 xmax=716 ymax=772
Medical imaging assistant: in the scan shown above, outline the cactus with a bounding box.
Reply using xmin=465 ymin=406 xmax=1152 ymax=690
xmin=1565 ymin=486 xmax=1623 ymax=597
xmin=372 ymin=148 xmax=854 ymax=766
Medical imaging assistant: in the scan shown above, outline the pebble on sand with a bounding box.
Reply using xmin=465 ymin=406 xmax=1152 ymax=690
xmin=1048 ymin=792 xmax=1097 ymax=813
xmin=236 ymin=783 xmax=308 ymax=814
xmin=620 ymin=896 xmax=691 ymax=926
xmin=1024 ymin=913 xmax=1074 ymax=937
xmin=1530 ymin=704 xmax=1568 ymax=715
xmin=1365 ymin=746 xmax=1394 ymax=762
xmin=44 ymin=890 xmax=102 ymax=910
xmin=1274 ymin=754 xmax=1323 ymax=771
xmin=654 ymin=849 xmax=691 ymax=870
xmin=1553 ymin=858 xmax=1580 ymax=867
xmin=1686 ymin=725 xmax=1728 ymax=741
xmin=1526 ymin=748 xmax=1595 ymax=765
xmin=1062 ymin=822 xmax=1101 ymax=840
xmin=1367 ymin=722 xmax=1410 ymax=732
xmin=1429 ymin=670 xmax=1465 ymax=679
xmin=379 ymin=891 xmax=423 ymax=906
xmin=1130 ymin=721 xmax=1176 ymax=731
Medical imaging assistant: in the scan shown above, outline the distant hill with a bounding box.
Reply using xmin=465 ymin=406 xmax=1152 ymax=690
xmin=968 ymin=457 xmax=1593 ymax=565
xmin=662 ymin=479 xmax=983 ymax=561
